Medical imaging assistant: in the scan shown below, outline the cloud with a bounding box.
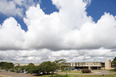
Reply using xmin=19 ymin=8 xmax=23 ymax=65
xmin=0 ymin=0 xmax=23 ymax=17
xmin=0 ymin=48 xmax=115 ymax=63
xmin=23 ymin=1 xmax=116 ymax=50
xmin=0 ymin=17 xmax=25 ymax=50
xmin=0 ymin=0 xmax=37 ymax=17
xmin=83 ymin=0 xmax=92 ymax=6
xmin=23 ymin=0 xmax=92 ymax=50
xmin=0 ymin=0 xmax=116 ymax=63
xmin=13 ymin=0 xmax=24 ymax=6
xmin=64 ymin=13 xmax=116 ymax=49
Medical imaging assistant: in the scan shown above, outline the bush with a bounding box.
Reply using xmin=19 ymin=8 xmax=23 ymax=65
xmin=10 ymin=68 xmax=15 ymax=72
xmin=16 ymin=70 xmax=21 ymax=73
xmin=113 ymin=68 xmax=116 ymax=72
xmin=81 ymin=69 xmax=91 ymax=73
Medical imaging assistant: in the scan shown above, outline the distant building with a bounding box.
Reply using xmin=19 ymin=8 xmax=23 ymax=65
xmin=14 ymin=63 xmax=20 ymax=66
xmin=14 ymin=63 xmax=40 ymax=66
xmin=65 ymin=60 xmax=112 ymax=70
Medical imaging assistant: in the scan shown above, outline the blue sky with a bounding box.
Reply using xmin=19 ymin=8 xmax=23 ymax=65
xmin=0 ymin=0 xmax=116 ymax=63
xmin=86 ymin=0 xmax=116 ymax=22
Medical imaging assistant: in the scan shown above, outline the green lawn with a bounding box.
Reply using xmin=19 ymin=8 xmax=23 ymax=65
xmin=42 ymin=74 xmax=77 ymax=77
xmin=79 ymin=75 xmax=116 ymax=77
xmin=59 ymin=71 xmax=82 ymax=73
xmin=39 ymin=70 xmax=116 ymax=77
xmin=42 ymin=74 xmax=116 ymax=77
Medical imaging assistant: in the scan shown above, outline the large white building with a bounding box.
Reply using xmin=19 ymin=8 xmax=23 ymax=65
xmin=65 ymin=60 xmax=112 ymax=70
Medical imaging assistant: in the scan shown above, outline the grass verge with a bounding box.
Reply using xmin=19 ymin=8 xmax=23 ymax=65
xmin=42 ymin=74 xmax=77 ymax=77
xmin=42 ymin=74 xmax=116 ymax=77
xmin=78 ymin=75 xmax=116 ymax=77
xmin=59 ymin=71 xmax=82 ymax=73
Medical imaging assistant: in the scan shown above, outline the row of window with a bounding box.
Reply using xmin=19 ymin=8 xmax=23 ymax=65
xmin=66 ymin=62 xmax=101 ymax=66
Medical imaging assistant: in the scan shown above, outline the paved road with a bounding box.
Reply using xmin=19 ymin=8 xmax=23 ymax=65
xmin=0 ymin=70 xmax=116 ymax=77
xmin=0 ymin=74 xmax=11 ymax=77
xmin=92 ymin=70 xmax=116 ymax=75
xmin=0 ymin=71 xmax=37 ymax=77
xmin=59 ymin=70 xmax=116 ymax=75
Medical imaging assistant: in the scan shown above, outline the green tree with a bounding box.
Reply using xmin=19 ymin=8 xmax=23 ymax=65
xmin=25 ymin=63 xmax=35 ymax=74
xmin=14 ymin=66 xmax=21 ymax=73
xmin=54 ymin=59 xmax=66 ymax=71
xmin=32 ymin=66 xmax=40 ymax=75
xmin=37 ymin=61 xmax=58 ymax=75
xmin=0 ymin=62 xmax=14 ymax=71
xmin=112 ymin=57 xmax=116 ymax=72
xmin=112 ymin=57 xmax=116 ymax=66
xmin=55 ymin=59 xmax=66 ymax=64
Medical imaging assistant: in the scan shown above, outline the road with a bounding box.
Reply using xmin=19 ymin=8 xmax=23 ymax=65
xmin=0 ymin=70 xmax=116 ymax=77
xmin=59 ymin=70 xmax=116 ymax=75
xmin=0 ymin=71 xmax=37 ymax=77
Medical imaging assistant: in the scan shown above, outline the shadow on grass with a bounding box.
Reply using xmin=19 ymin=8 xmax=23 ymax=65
xmin=52 ymin=74 xmax=68 ymax=77
xmin=42 ymin=74 xmax=76 ymax=77
xmin=33 ymin=73 xmax=77 ymax=77
xmin=33 ymin=73 xmax=69 ymax=77
xmin=34 ymin=73 xmax=58 ymax=77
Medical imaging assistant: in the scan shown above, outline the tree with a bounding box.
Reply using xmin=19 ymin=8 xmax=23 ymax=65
xmin=32 ymin=66 xmax=40 ymax=75
xmin=112 ymin=57 xmax=116 ymax=71
xmin=55 ymin=59 xmax=66 ymax=64
xmin=0 ymin=62 xmax=14 ymax=71
xmin=14 ymin=66 xmax=21 ymax=73
xmin=25 ymin=63 xmax=35 ymax=74
xmin=35 ymin=61 xmax=58 ymax=76
xmin=38 ymin=61 xmax=53 ymax=74
xmin=6 ymin=63 xmax=14 ymax=69
xmin=112 ymin=57 xmax=116 ymax=66
xmin=54 ymin=59 xmax=66 ymax=71
xmin=50 ymin=62 xmax=58 ymax=77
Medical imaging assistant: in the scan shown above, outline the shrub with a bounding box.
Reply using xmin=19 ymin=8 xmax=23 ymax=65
xmin=114 ymin=68 xmax=116 ymax=72
xmin=81 ymin=69 xmax=91 ymax=73
xmin=10 ymin=68 xmax=15 ymax=72
xmin=16 ymin=70 xmax=21 ymax=73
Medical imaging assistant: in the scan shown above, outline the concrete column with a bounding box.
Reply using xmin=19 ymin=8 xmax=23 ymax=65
xmin=88 ymin=66 xmax=91 ymax=70
xmin=88 ymin=63 xmax=91 ymax=70
xmin=105 ymin=60 xmax=111 ymax=70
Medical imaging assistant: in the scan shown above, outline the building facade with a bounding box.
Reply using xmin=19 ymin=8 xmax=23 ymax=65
xmin=65 ymin=60 xmax=112 ymax=70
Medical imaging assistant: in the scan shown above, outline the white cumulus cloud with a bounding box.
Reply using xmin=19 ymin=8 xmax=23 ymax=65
xmin=0 ymin=0 xmax=37 ymax=17
xmin=0 ymin=0 xmax=116 ymax=63
xmin=0 ymin=48 xmax=115 ymax=63
xmin=0 ymin=0 xmax=23 ymax=17
xmin=0 ymin=17 xmax=25 ymax=50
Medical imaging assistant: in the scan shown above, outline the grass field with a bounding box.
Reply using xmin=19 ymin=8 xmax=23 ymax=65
xmin=79 ymin=75 xmax=116 ymax=77
xmin=41 ymin=70 xmax=116 ymax=77
xmin=42 ymin=74 xmax=77 ymax=77
xmin=42 ymin=74 xmax=116 ymax=77
xmin=59 ymin=71 xmax=82 ymax=73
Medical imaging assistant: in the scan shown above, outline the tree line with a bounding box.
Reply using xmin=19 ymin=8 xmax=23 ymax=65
xmin=1 ymin=57 xmax=116 ymax=75
xmin=112 ymin=57 xmax=116 ymax=71
xmin=0 ymin=59 xmax=70 ymax=76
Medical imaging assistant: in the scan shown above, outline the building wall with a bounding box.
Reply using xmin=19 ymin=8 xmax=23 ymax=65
xmin=66 ymin=62 xmax=103 ymax=67
xmin=66 ymin=62 xmax=105 ymax=70
xmin=14 ymin=63 xmax=40 ymax=66
xmin=105 ymin=60 xmax=111 ymax=70
xmin=66 ymin=60 xmax=112 ymax=70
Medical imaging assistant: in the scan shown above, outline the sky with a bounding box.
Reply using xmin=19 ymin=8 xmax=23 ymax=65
xmin=0 ymin=0 xmax=116 ymax=64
